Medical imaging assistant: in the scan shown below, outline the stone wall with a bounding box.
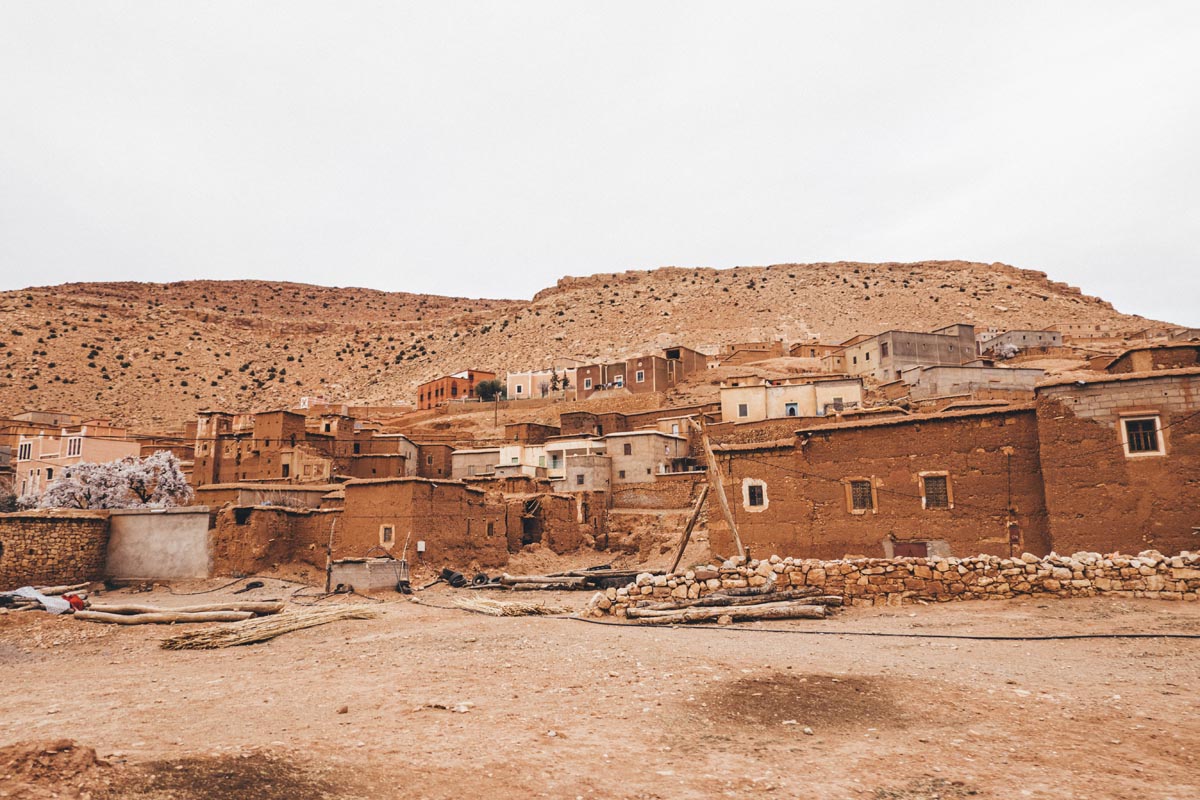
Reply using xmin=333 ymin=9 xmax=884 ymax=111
xmin=0 ymin=511 xmax=110 ymax=587
xmin=586 ymin=549 xmax=1200 ymax=617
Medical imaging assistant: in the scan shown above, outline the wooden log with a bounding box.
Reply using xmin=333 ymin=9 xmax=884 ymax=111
xmin=690 ymin=418 xmax=744 ymax=559
xmin=499 ymin=574 xmax=586 ymax=587
xmin=510 ymin=583 xmax=579 ymax=591
xmin=626 ymin=601 xmax=827 ymax=625
xmin=74 ymin=610 xmax=255 ymax=625
xmin=35 ymin=582 xmax=92 ymax=596
xmin=635 ymin=587 xmax=822 ymax=611
xmin=669 ymin=484 xmax=710 ymax=575
xmin=716 ymin=579 xmax=779 ymax=597
xmin=86 ymin=602 xmax=285 ymax=616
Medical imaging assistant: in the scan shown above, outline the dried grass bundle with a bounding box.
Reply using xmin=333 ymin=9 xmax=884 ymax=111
xmin=452 ymin=597 xmax=569 ymax=617
xmin=161 ymin=605 xmax=378 ymax=650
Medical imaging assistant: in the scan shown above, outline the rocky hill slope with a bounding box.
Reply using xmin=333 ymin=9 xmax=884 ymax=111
xmin=0 ymin=261 xmax=1162 ymax=428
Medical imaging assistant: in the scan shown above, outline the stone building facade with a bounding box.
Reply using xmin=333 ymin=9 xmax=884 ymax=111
xmin=0 ymin=510 xmax=110 ymax=587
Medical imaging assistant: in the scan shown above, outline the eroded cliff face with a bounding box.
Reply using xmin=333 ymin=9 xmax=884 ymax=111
xmin=0 ymin=261 xmax=1156 ymax=427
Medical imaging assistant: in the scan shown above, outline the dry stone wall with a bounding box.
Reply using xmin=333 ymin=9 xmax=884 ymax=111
xmin=586 ymin=549 xmax=1200 ymax=617
xmin=0 ymin=512 xmax=111 ymax=588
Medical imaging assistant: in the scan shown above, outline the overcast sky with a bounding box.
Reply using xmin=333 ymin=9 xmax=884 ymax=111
xmin=1 ymin=2 xmax=1197 ymax=324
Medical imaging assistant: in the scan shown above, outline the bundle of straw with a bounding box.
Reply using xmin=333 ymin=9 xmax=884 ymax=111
xmin=161 ymin=605 xmax=378 ymax=650
xmin=452 ymin=597 xmax=569 ymax=617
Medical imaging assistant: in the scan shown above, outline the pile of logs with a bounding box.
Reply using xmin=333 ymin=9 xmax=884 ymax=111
xmin=478 ymin=568 xmax=661 ymax=592
xmin=622 ymin=584 xmax=841 ymax=626
xmin=75 ymin=602 xmax=284 ymax=625
xmin=0 ymin=582 xmax=92 ymax=612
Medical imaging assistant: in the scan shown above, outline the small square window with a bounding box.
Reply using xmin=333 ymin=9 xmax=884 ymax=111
xmin=623 ymin=443 xmax=632 ymax=455
xmin=850 ymin=480 xmax=874 ymax=511
xmin=748 ymin=485 xmax=764 ymax=507
xmin=618 ymin=470 xmax=626 ymax=479
xmin=922 ymin=475 xmax=950 ymax=509
xmin=738 ymin=403 xmax=749 ymax=418
xmin=380 ymin=525 xmax=395 ymax=545
xmin=1122 ymin=416 xmax=1164 ymax=456
xmin=575 ymin=474 xmax=585 ymax=485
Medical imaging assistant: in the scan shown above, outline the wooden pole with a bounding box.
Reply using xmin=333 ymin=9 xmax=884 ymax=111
xmin=690 ymin=418 xmax=744 ymax=559
xmin=626 ymin=601 xmax=826 ymax=625
xmin=669 ymin=484 xmax=710 ymax=575
xmin=74 ymin=610 xmax=256 ymax=625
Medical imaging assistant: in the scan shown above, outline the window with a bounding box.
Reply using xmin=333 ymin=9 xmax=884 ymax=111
xmin=921 ymin=474 xmax=951 ymax=509
xmin=45 ymin=469 xmax=53 ymax=481
xmin=848 ymin=479 xmax=874 ymax=513
xmin=738 ymin=403 xmax=749 ymax=418
xmin=486 ymin=522 xmax=495 ymax=537
xmin=1122 ymin=416 xmax=1164 ymax=457
xmin=282 ymin=464 xmax=290 ymax=478
xmin=613 ymin=376 xmax=624 ymax=387
xmin=426 ymin=454 xmax=434 ymax=465
xmin=635 ymin=370 xmax=645 ymax=383
xmin=515 ymin=384 xmax=523 ymax=395
xmin=748 ymin=485 xmax=764 ymax=506
xmin=323 ymin=422 xmax=332 ymax=432
xmin=852 ymin=356 xmax=858 ymax=365
xmin=380 ymin=525 xmax=395 ymax=546
xmin=576 ymin=473 xmax=585 ymax=485
xmin=67 ymin=437 xmax=82 ymax=457
xmin=785 ymin=403 xmax=798 ymax=417
xmin=584 ymin=377 xmax=593 ymax=390
xmin=865 ymin=352 xmax=870 ymax=361
xmin=623 ymin=442 xmax=632 ymax=455
xmin=618 ymin=470 xmax=626 ymax=479
xmin=881 ymin=342 xmax=889 ymax=357
xmin=17 ymin=443 xmax=31 ymax=461
xmin=353 ymin=442 xmax=361 ymax=454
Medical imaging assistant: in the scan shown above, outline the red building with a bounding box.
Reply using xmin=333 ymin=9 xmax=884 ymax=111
xmin=416 ymin=370 xmax=497 ymax=410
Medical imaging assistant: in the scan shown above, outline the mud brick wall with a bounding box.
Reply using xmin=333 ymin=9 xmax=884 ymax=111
xmin=1037 ymin=374 xmax=1200 ymax=556
xmin=210 ymin=506 xmax=338 ymax=575
xmin=586 ymin=549 xmax=1200 ymax=616
xmin=709 ymin=408 xmax=1050 ymax=561
xmin=0 ymin=512 xmax=110 ymax=587
xmin=611 ymin=475 xmax=702 ymax=510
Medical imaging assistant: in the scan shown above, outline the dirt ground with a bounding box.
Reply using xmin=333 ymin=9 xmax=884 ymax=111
xmin=2 ymin=581 xmax=1198 ymax=800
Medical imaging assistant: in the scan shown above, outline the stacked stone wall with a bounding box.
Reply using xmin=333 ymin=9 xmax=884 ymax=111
xmin=0 ymin=512 xmax=111 ymax=587
xmin=587 ymin=549 xmax=1200 ymax=617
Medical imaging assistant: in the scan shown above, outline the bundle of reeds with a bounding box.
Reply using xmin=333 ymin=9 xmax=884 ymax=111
xmin=161 ymin=605 xmax=378 ymax=650
xmin=452 ymin=597 xmax=569 ymax=617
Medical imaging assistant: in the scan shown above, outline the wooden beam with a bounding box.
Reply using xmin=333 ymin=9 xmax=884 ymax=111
xmin=691 ymin=418 xmax=744 ymax=559
xmin=669 ymin=484 xmax=710 ymax=575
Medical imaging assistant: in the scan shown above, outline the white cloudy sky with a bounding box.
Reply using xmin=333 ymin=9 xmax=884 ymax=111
xmin=1 ymin=2 xmax=1197 ymax=324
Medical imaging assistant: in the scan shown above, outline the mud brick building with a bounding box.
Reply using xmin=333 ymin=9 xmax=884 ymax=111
xmin=1102 ymin=343 xmax=1200 ymax=374
xmin=1036 ymin=369 xmax=1200 ymax=556
xmin=193 ymin=409 xmax=419 ymax=486
xmin=575 ymin=346 xmax=708 ymax=400
xmin=704 ymin=368 xmax=1200 ymax=561
xmin=416 ymin=369 xmax=496 ymax=410
xmin=709 ymin=406 xmax=1048 ymax=561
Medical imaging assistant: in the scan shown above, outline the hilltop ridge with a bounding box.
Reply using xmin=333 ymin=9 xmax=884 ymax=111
xmin=0 ymin=261 xmax=1162 ymax=427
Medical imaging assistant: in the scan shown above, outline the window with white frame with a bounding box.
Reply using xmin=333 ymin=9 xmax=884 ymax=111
xmin=380 ymin=524 xmax=395 ymax=546
xmin=584 ymin=377 xmax=593 ymax=390
xmin=1121 ymin=415 xmax=1165 ymax=457
xmin=920 ymin=473 xmax=952 ymax=509
xmin=742 ymin=478 xmax=768 ymax=511
xmin=17 ymin=443 xmax=32 ymax=461
xmin=67 ymin=437 xmax=82 ymax=457
xmin=635 ymin=370 xmax=645 ymax=383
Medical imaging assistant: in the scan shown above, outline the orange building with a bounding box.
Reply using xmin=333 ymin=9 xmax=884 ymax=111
xmin=416 ymin=370 xmax=497 ymax=410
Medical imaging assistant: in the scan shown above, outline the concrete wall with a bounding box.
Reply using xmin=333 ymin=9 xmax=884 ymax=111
xmin=898 ymin=365 xmax=1043 ymax=400
xmin=0 ymin=511 xmax=110 ymax=587
xmin=607 ymin=432 xmax=689 ymax=484
xmin=105 ymin=507 xmax=213 ymax=581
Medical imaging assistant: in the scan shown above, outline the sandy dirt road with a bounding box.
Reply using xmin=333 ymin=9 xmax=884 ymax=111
xmin=1 ymin=585 xmax=1198 ymax=799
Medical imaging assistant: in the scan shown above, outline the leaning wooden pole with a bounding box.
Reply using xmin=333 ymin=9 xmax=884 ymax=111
xmin=669 ymin=484 xmax=710 ymax=574
xmin=691 ymin=418 xmax=744 ymax=559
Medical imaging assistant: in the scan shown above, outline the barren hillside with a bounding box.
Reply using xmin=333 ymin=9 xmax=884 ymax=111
xmin=0 ymin=262 xmax=1163 ymax=428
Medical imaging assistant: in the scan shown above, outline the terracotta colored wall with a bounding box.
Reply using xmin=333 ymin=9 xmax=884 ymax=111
xmin=708 ymin=409 xmax=1049 ymax=561
xmin=1036 ymin=374 xmax=1200 ymax=555
xmin=210 ymin=506 xmax=336 ymax=575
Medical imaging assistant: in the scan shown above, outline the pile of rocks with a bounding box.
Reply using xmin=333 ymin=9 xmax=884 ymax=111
xmin=586 ymin=550 xmax=1200 ymax=617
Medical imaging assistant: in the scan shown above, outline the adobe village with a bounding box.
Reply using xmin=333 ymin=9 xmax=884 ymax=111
xmin=2 ymin=261 xmax=1199 ymax=799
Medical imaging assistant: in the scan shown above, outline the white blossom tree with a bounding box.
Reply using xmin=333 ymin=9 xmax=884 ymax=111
xmin=37 ymin=451 xmax=193 ymax=510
